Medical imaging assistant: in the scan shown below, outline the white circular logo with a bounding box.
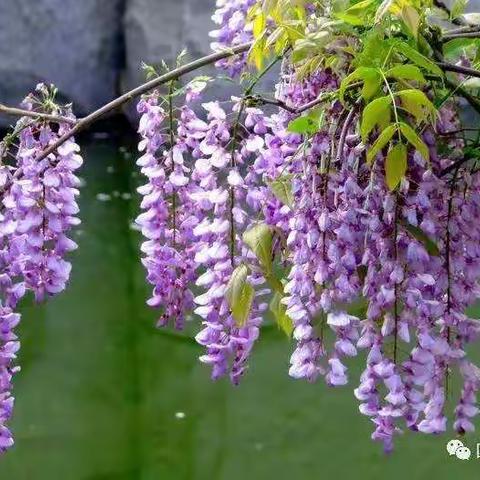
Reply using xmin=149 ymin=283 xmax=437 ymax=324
xmin=446 ymin=439 xmax=472 ymax=461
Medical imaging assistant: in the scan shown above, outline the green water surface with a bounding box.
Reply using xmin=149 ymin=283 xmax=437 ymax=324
xmin=0 ymin=140 xmax=478 ymax=479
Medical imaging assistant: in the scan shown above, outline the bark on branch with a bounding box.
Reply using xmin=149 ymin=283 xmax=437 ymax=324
xmin=30 ymin=43 xmax=251 ymax=163
xmin=0 ymin=104 xmax=76 ymax=125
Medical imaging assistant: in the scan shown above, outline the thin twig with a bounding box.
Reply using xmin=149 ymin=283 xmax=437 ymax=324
xmin=443 ymin=25 xmax=480 ymax=36
xmin=335 ymin=105 xmax=358 ymax=163
xmin=440 ymin=154 xmax=475 ymax=176
xmin=31 ymin=43 xmax=252 ymax=163
xmin=438 ymin=62 xmax=480 ymax=79
xmin=0 ymin=104 xmax=76 ymax=125
xmin=442 ymin=31 xmax=480 ymax=41
xmin=428 ymin=43 xmax=480 ymax=115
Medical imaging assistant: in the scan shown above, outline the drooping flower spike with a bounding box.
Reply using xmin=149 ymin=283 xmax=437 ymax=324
xmin=0 ymin=83 xmax=83 ymax=452
xmin=135 ymin=0 xmax=480 ymax=455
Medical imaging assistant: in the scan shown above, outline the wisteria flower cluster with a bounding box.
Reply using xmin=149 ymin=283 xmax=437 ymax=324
xmin=0 ymin=84 xmax=82 ymax=451
xmin=1 ymin=0 xmax=480 ymax=460
xmin=134 ymin=0 xmax=480 ymax=454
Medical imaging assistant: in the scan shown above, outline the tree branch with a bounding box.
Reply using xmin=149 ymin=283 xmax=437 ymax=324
xmin=249 ymin=92 xmax=335 ymax=114
xmin=0 ymin=104 xmax=76 ymax=125
xmin=427 ymin=40 xmax=480 ymax=115
xmin=438 ymin=62 xmax=480 ymax=79
xmin=443 ymin=25 xmax=480 ymax=36
xmin=442 ymin=31 xmax=480 ymax=41
xmin=28 ymin=43 xmax=251 ymax=163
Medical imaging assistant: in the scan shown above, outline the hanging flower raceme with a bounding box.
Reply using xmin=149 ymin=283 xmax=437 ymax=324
xmin=135 ymin=91 xmax=197 ymax=330
xmin=130 ymin=20 xmax=480 ymax=448
xmin=0 ymin=179 xmax=23 ymax=452
xmin=186 ymin=99 xmax=268 ymax=384
xmin=8 ymin=123 xmax=82 ymax=301
xmin=0 ymin=83 xmax=82 ymax=453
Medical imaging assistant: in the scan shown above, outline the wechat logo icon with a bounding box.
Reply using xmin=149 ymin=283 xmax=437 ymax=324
xmin=446 ymin=439 xmax=471 ymax=461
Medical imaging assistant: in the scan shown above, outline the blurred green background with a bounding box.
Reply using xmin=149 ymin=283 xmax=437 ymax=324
xmin=0 ymin=139 xmax=478 ymax=479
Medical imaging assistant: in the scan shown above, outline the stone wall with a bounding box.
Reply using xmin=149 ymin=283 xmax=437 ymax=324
xmin=0 ymin=0 xmax=479 ymax=127
xmin=0 ymin=0 xmax=124 ymax=125
xmin=0 ymin=0 xmax=217 ymax=127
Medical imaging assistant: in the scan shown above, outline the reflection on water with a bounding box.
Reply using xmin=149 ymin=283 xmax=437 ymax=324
xmin=0 ymin=139 xmax=477 ymax=479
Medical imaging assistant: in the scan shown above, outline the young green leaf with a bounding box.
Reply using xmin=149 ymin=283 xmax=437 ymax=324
xmin=400 ymin=220 xmax=440 ymax=256
xmin=385 ymin=143 xmax=407 ymax=190
xmin=443 ymin=38 xmax=479 ymax=59
xmin=395 ymin=42 xmax=443 ymax=76
xmin=400 ymin=5 xmax=420 ymax=39
xmin=339 ymin=67 xmax=381 ymax=102
xmin=226 ymin=264 xmax=255 ymax=327
xmin=366 ymin=124 xmax=397 ymax=165
xmin=287 ymin=116 xmax=318 ymax=135
xmin=269 ymin=292 xmax=293 ymax=337
xmin=450 ymin=0 xmax=468 ymax=20
xmin=292 ymin=30 xmax=330 ymax=63
xmin=398 ymin=122 xmax=429 ymax=161
xmin=335 ymin=0 xmax=377 ymax=25
xmin=396 ymin=89 xmax=436 ymax=123
xmin=385 ymin=64 xmax=425 ymax=83
xmin=361 ymin=73 xmax=383 ymax=101
xmin=253 ymin=11 xmax=267 ymax=38
xmin=356 ymin=31 xmax=391 ymax=68
xmin=268 ymin=174 xmax=295 ymax=208
xmin=243 ymin=223 xmax=273 ymax=273
xmin=361 ymin=95 xmax=392 ymax=142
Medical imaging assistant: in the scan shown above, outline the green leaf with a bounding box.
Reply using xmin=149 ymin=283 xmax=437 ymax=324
xmin=362 ymin=74 xmax=382 ymax=101
xmin=361 ymin=95 xmax=392 ymax=142
xmin=243 ymin=223 xmax=273 ymax=273
xmin=366 ymin=124 xmax=397 ymax=165
xmin=400 ymin=220 xmax=440 ymax=256
xmin=253 ymin=11 xmax=267 ymax=38
xmin=287 ymin=116 xmax=318 ymax=135
xmin=269 ymin=292 xmax=293 ymax=337
xmin=226 ymin=264 xmax=255 ymax=327
xmin=385 ymin=64 xmax=425 ymax=83
xmin=395 ymin=42 xmax=443 ymax=76
xmin=336 ymin=0 xmax=377 ymax=25
xmin=356 ymin=31 xmax=390 ymax=67
xmin=292 ymin=31 xmax=330 ymax=63
xmin=339 ymin=67 xmax=381 ymax=102
xmin=385 ymin=143 xmax=407 ymax=190
xmin=268 ymin=174 xmax=294 ymax=209
xmin=396 ymin=89 xmax=436 ymax=124
xmin=443 ymin=38 xmax=479 ymax=59
xmin=398 ymin=122 xmax=429 ymax=161
xmin=249 ymin=35 xmax=267 ymax=70
xmin=450 ymin=0 xmax=469 ymax=20
xmin=400 ymin=5 xmax=420 ymax=39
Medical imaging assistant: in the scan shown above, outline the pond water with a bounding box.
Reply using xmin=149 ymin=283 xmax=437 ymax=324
xmin=0 ymin=139 xmax=478 ymax=479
